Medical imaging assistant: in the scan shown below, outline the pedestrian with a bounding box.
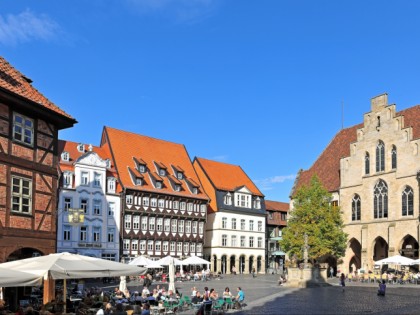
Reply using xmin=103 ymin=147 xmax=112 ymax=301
xmin=377 ymin=280 xmax=386 ymax=296
xmin=330 ymin=266 xmax=334 ymax=278
xmin=340 ymin=273 xmax=346 ymax=292
xmin=252 ymin=267 xmax=256 ymax=278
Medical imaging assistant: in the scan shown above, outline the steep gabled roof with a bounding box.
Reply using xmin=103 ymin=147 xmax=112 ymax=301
xmin=103 ymin=126 xmax=209 ymax=200
xmin=0 ymin=56 xmax=75 ymax=123
xmin=265 ymin=200 xmax=289 ymax=212
xmin=194 ymin=157 xmax=264 ymax=197
xmin=293 ymin=105 xmax=420 ymax=196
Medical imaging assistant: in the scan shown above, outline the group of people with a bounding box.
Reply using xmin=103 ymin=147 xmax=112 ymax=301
xmin=190 ymin=285 xmax=245 ymax=313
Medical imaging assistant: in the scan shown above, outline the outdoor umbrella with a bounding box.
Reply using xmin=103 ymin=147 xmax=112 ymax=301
xmin=0 ymin=267 xmax=42 ymax=287
xmin=181 ymin=256 xmax=211 ymax=266
xmin=129 ymin=255 xmax=153 ymax=266
xmin=156 ymin=255 xmax=183 ymax=266
xmin=374 ymin=255 xmax=414 ymax=266
xmin=410 ymin=258 xmax=420 ymax=265
xmin=168 ymin=257 xmax=175 ymax=293
xmin=146 ymin=260 xmax=164 ymax=269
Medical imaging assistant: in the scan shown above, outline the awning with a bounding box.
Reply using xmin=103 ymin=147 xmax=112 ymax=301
xmin=271 ymin=251 xmax=286 ymax=256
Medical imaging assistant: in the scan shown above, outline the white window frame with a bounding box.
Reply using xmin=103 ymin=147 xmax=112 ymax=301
xmin=11 ymin=176 xmax=32 ymax=214
xmin=258 ymin=221 xmax=262 ymax=232
xmin=108 ymin=202 xmax=115 ymax=216
xmin=80 ymin=198 xmax=88 ymax=214
xmin=222 ymin=217 xmax=227 ymax=229
xmin=222 ymin=235 xmax=227 ymax=247
xmin=231 ymin=235 xmax=237 ymax=247
xmin=133 ymin=216 xmax=140 ymax=230
xmin=63 ymin=225 xmax=71 ymax=241
xmin=163 ymin=241 xmax=169 ymax=252
xmin=107 ymin=178 xmax=116 ymax=193
xmin=192 ymin=221 xmax=198 ymax=234
xmin=126 ymin=195 xmax=133 ymax=205
xmin=258 ymin=237 xmax=263 ymax=248
xmin=94 ymin=172 xmax=101 ymax=187
xmin=140 ymin=240 xmax=146 ymax=251
xmin=249 ymin=236 xmax=254 ymax=247
xmin=141 ymin=217 xmax=147 ymax=230
xmin=200 ymin=204 xmax=206 ymax=213
xmin=178 ymin=220 xmax=184 ymax=233
xmin=158 ymin=199 xmax=165 ymax=208
xmin=93 ymin=199 xmax=101 ymax=215
xmin=173 ymin=201 xmax=179 ymax=210
xmin=64 ymin=197 xmax=72 ymax=212
xmin=143 ymin=197 xmax=149 ymax=207
xmin=13 ymin=113 xmax=33 ymax=146
xmin=63 ymin=172 xmax=73 ymax=188
xmin=170 ymin=241 xmax=176 ymax=252
xmin=157 ymin=218 xmax=163 ymax=231
xmin=199 ymin=222 xmax=204 ymax=235
xmin=185 ymin=221 xmax=191 ymax=234
xmin=171 ymin=219 xmax=177 ymax=233
xmin=187 ymin=203 xmax=193 ymax=212
xmin=123 ymin=239 xmax=130 ymax=250
xmin=93 ymin=226 xmax=101 ymax=242
xmin=124 ymin=215 xmax=131 ymax=229
xmin=81 ymin=171 xmax=89 ymax=186
xmin=249 ymin=220 xmax=254 ymax=231
xmin=177 ymin=242 xmax=182 ymax=253
xmin=108 ymin=228 xmax=115 ymax=243
xmin=164 ymin=218 xmax=171 ymax=232
xmin=180 ymin=202 xmax=186 ymax=210
xmin=151 ymin=198 xmax=157 ymax=207
xmin=149 ymin=217 xmax=155 ymax=231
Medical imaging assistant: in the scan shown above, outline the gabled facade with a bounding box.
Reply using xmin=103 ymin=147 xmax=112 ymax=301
xmin=57 ymin=141 xmax=121 ymax=261
xmin=193 ymin=157 xmax=266 ymax=274
xmin=0 ymin=56 xmax=76 ymax=263
xmin=102 ymin=127 xmax=209 ymax=261
xmin=265 ymin=200 xmax=288 ymax=274
xmin=292 ymin=93 xmax=420 ymax=274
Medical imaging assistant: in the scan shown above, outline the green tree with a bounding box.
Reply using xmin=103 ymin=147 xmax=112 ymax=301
xmin=280 ymin=175 xmax=347 ymax=263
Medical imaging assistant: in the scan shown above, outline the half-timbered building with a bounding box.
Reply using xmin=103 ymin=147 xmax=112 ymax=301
xmin=102 ymin=127 xmax=209 ymax=261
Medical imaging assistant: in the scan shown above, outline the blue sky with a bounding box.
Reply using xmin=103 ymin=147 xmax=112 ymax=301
xmin=1 ymin=0 xmax=420 ymax=202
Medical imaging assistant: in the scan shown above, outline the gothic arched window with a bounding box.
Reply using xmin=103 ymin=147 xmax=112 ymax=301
xmin=373 ymin=179 xmax=388 ymax=219
xmin=351 ymin=194 xmax=361 ymax=221
xmin=376 ymin=141 xmax=385 ymax=172
xmin=402 ymin=186 xmax=414 ymax=216
xmin=391 ymin=145 xmax=397 ymax=169
xmin=365 ymin=152 xmax=370 ymax=175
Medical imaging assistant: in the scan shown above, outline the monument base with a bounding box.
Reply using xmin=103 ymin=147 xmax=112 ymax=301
xmin=286 ymin=267 xmax=330 ymax=288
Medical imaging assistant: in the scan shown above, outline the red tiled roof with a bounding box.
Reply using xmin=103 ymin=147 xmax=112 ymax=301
xmin=103 ymin=126 xmax=209 ymax=200
xmin=293 ymin=105 xmax=420 ymax=195
xmin=194 ymin=157 xmax=264 ymax=196
xmin=265 ymin=200 xmax=289 ymax=212
xmin=0 ymin=56 xmax=74 ymax=120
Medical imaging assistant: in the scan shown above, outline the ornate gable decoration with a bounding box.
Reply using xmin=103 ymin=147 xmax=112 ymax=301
xmin=234 ymin=186 xmax=252 ymax=194
xmin=75 ymin=151 xmax=107 ymax=168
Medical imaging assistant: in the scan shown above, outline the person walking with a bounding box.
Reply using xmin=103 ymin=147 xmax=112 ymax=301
xmin=330 ymin=266 xmax=334 ymax=278
xmin=340 ymin=273 xmax=346 ymax=292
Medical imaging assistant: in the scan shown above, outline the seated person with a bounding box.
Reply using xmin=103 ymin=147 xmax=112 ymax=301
xmin=141 ymin=303 xmax=150 ymax=315
xmin=191 ymin=291 xmax=203 ymax=304
xmin=209 ymin=288 xmax=218 ymax=300
xmin=377 ymin=280 xmax=386 ymax=296
xmin=196 ymin=296 xmax=212 ymax=315
xmin=222 ymin=287 xmax=232 ymax=298
xmin=234 ymin=287 xmax=245 ymax=309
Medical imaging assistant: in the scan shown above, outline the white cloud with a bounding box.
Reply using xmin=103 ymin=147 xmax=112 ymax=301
xmin=208 ymin=155 xmax=228 ymax=162
xmin=254 ymin=174 xmax=296 ymax=191
xmin=126 ymin=0 xmax=219 ymax=23
xmin=0 ymin=9 xmax=60 ymax=45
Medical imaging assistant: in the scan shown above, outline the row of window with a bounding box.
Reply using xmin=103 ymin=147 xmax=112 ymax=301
xmin=126 ymin=195 xmax=206 ymax=213
xmin=267 ymin=211 xmax=287 ymax=221
xmin=365 ymin=141 xmax=397 ymax=174
xmin=223 ymin=193 xmax=261 ymax=209
xmin=63 ymin=225 xmax=115 ymax=243
xmin=123 ymin=239 xmax=203 ymax=254
xmin=124 ymin=215 xmax=204 ymax=234
xmin=63 ymin=172 xmax=117 ymax=194
xmin=351 ymin=181 xmax=414 ymax=220
xmin=221 ymin=217 xmax=263 ymax=231
xmin=221 ymin=234 xmax=264 ymax=248
xmin=63 ymin=197 xmax=116 ymax=216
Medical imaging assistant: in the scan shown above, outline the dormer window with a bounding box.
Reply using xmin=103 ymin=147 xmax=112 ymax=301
xmin=139 ymin=165 xmax=146 ymax=173
xmin=159 ymin=169 xmax=166 ymax=177
xmin=175 ymin=184 xmax=181 ymax=192
xmin=61 ymin=151 xmax=70 ymax=162
xmin=63 ymin=171 xmax=73 ymax=188
xmin=177 ymin=172 xmax=183 ymax=180
xmin=254 ymin=197 xmax=261 ymax=209
xmin=224 ymin=192 xmax=232 ymax=205
xmin=105 ymin=159 xmax=111 ymax=169
xmin=156 ymin=181 xmax=162 ymax=189
xmin=135 ymin=178 xmax=142 ymax=186
xmin=77 ymin=143 xmax=84 ymax=152
xmin=107 ymin=177 xmax=116 ymax=193
xmin=192 ymin=188 xmax=198 ymax=195
xmin=235 ymin=193 xmax=251 ymax=208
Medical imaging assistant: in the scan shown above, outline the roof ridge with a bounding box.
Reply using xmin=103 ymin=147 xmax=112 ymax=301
xmin=104 ymin=126 xmax=185 ymax=146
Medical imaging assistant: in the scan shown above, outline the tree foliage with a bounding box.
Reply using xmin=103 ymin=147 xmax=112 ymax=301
xmin=280 ymin=175 xmax=347 ymax=262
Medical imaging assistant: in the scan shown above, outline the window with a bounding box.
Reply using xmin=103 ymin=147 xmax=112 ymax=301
xmin=240 ymin=236 xmax=245 ymax=247
xmin=236 ymin=193 xmax=250 ymax=208
xmin=107 ymin=178 xmax=116 ymax=193
xmin=63 ymin=172 xmax=72 ymax=188
xmin=258 ymin=221 xmax=262 ymax=232
xmin=141 ymin=217 xmax=147 ymax=230
xmin=185 ymin=221 xmax=191 ymax=234
xmin=156 ymin=181 xmax=162 ymax=189
xmin=133 ymin=216 xmax=140 ymax=230
xmin=352 ymin=194 xmax=361 ymax=221
xmin=157 ymin=218 xmax=163 ymax=231
xmin=192 ymin=221 xmax=198 ymax=233
xmin=163 ymin=241 xmax=169 ymax=252
xmin=164 ymin=218 xmax=171 ymax=232
xmin=93 ymin=200 xmax=101 ymax=215
xmin=126 ymin=195 xmax=133 ymax=205
xmin=190 ymin=243 xmax=196 ymax=253
xmin=108 ymin=202 xmax=115 ymax=216
xmin=180 ymin=202 xmax=186 ymax=211
xmin=147 ymin=241 xmax=154 ymax=251
xmin=13 ymin=113 xmax=33 ymax=145
xmin=197 ymin=243 xmax=202 ymax=253
xmin=149 ymin=217 xmax=155 ymax=231
xmin=374 ymin=179 xmax=388 ymax=219
xmin=61 ymin=151 xmax=69 ymax=162
xmin=391 ymin=145 xmax=397 ymax=169
xmin=249 ymin=220 xmax=254 ymax=231
xmin=231 ymin=235 xmax=237 ymax=247
xmin=132 ymin=240 xmax=138 ymax=251
xmin=365 ymin=152 xmax=370 ymax=175
xmin=241 ymin=219 xmax=245 ymax=230
xmin=105 ymin=159 xmax=111 ymax=169
xmin=135 ymin=178 xmax=142 ymax=185
xmin=376 ymin=141 xmax=385 ymax=172
xmin=192 ymin=188 xmax=198 ymax=194
xmin=81 ymin=172 xmax=89 ymax=185
xmin=175 ymin=184 xmax=181 ymax=192
xmin=199 ymin=222 xmax=204 ymax=235
xmin=177 ymin=172 xmax=183 ymax=180
xmin=123 ymin=239 xmax=130 ymax=250
xmin=254 ymin=197 xmax=261 ymax=209
xmin=222 ymin=235 xmax=227 ymax=246
xmin=102 ymin=253 xmax=116 ymax=261
xmin=124 ymin=215 xmax=131 ymax=229
xmin=64 ymin=197 xmax=72 ymax=212
xmin=108 ymin=228 xmax=115 ymax=242
xmin=80 ymin=226 xmax=87 ymax=241
xmin=281 ymin=212 xmax=287 ymax=221
xmin=80 ymin=199 xmax=88 ymax=214
xmin=187 ymin=203 xmax=194 ymax=212
xmin=139 ymin=165 xmax=146 ymax=173
xmin=173 ymin=201 xmax=179 ymax=210
xmin=158 ymin=199 xmax=165 ymax=208
xmin=231 ymin=218 xmax=237 ymax=229
xmin=63 ymin=225 xmax=71 ymax=241
xmin=402 ymin=186 xmax=414 ymax=216
xmin=159 ymin=169 xmax=166 ymax=176
xmin=268 ymin=212 xmax=273 ymax=220
xmin=93 ymin=227 xmax=100 ymax=242
xmin=77 ymin=143 xmax=84 ymax=152
xmin=184 ymin=242 xmax=189 ymax=253
xmin=94 ymin=173 xmax=101 ymax=187
xmin=11 ymin=176 xmax=32 ymax=214
xmin=224 ymin=192 xmax=232 ymax=205
xmin=171 ymin=219 xmax=177 ymax=233
xmin=200 ymin=204 xmax=206 ymax=213
xmin=258 ymin=237 xmax=263 ymax=248
xmin=249 ymin=236 xmax=254 ymax=247
xmin=170 ymin=241 xmax=176 ymax=252
xmin=143 ymin=197 xmax=149 ymax=207
xmin=222 ymin=217 xmax=227 ymax=229
xmin=177 ymin=242 xmax=182 ymax=253
xmin=178 ymin=220 xmax=184 ymax=233
xmin=155 ymin=241 xmax=162 ymax=252
xmin=140 ymin=240 xmax=146 ymax=251
xmin=151 ymin=198 xmax=157 ymax=207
